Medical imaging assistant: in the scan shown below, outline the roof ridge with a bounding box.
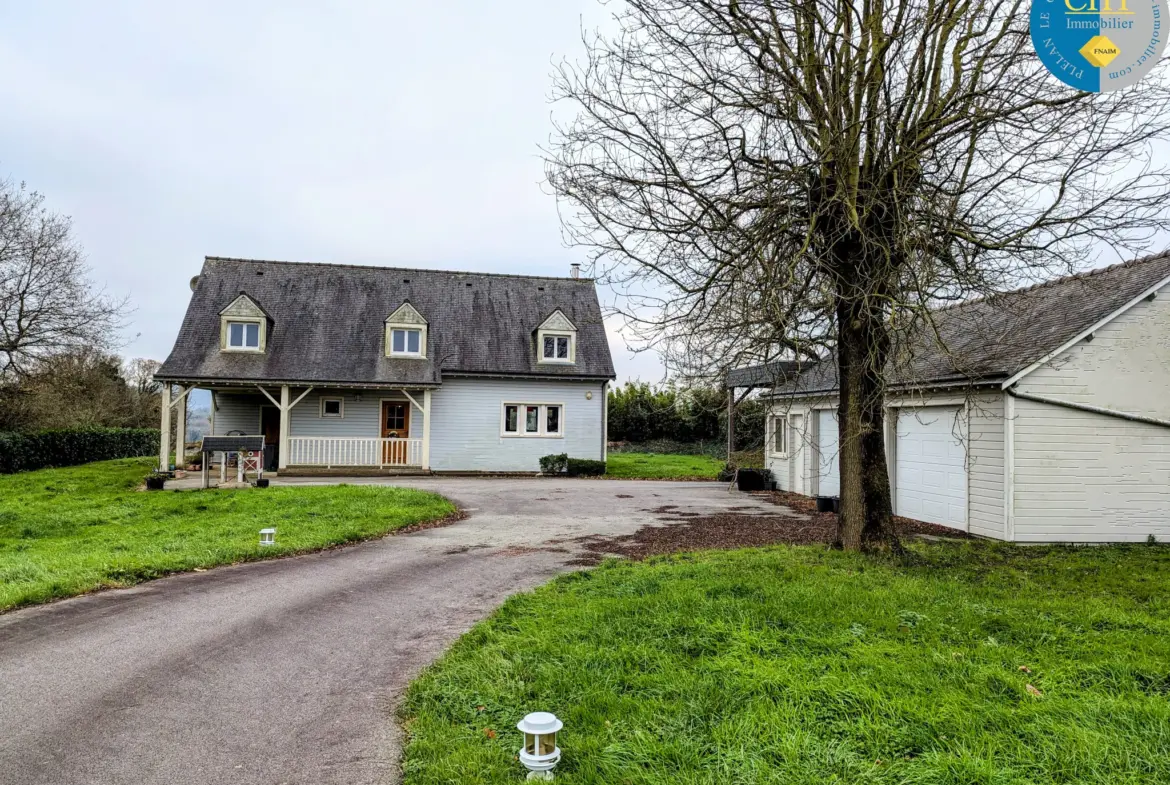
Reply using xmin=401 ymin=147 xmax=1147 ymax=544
xmin=931 ymin=248 xmax=1170 ymax=314
xmin=203 ymin=256 xmax=594 ymax=282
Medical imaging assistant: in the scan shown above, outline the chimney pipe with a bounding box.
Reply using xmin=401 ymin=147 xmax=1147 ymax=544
xmin=570 ymin=263 xmax=581 ymax=279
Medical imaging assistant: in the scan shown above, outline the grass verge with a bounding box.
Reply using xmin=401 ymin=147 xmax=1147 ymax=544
xmin=402 ymin=542 xmax=1170 ymax=784
xmin=0 ymin=458 xmax=456 ymax=610
xmin=605 ymin=452 xmax=725 ymax=480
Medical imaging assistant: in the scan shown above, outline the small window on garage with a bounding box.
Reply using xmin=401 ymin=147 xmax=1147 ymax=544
xmin=772 ymin=416 xmax=788 ymax=455
xmin=320 ymin=397 xmax=344 ymax=418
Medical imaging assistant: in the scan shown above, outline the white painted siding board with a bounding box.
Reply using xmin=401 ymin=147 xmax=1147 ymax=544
xmin=966 ymin=393 xmax=1006 ymax=539
xmin=287 ymin=390 xmax=421 ymax=439
xmin=1009 ymin=289 xmax=1170 ymax=542
xmin=212 ymin=394 xmax=263 ymax=434
xmin=428 ymin=377 xmax=603 ymax=472
xmin=1011 ymin=398 xmax=1170 ymax=542
xmin=1019 ymin=282 xmax=1170 ymax=418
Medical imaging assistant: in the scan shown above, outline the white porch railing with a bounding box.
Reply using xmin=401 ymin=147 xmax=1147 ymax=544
xmin=286 ymin=437 xmax=423 ymax=468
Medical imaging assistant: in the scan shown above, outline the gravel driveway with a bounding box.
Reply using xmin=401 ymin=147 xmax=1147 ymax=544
xmin=0 ymin=478 xmax=777 ymax=785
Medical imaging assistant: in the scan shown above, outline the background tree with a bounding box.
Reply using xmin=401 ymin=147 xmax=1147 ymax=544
xmin=0 ymin=176 xmax=127 ymax=380
xmin=606 ymin=381 xmax=766 ymax=453
xmin=124 ymin=357 xmax=163 ymax=429
xmin=547 ymin=0 xmax=1170 ymax=549
xmin=0 ymin=350 xmax=162 ymax=431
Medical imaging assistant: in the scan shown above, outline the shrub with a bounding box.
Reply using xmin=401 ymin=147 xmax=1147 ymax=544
xmin=0 ymin=428 xmax=159 ymax=474
xmin=539 ymin=453 xmax=569 ymax=475
xmin=566 ymin=458 xmax=606 ymax=476
xmin=606 ymin=382 xmax=767 ymax=452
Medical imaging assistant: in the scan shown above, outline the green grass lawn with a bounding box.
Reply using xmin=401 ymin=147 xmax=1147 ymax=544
xmin=0 ymin=458 xmax=455 ymax=611
xmin=402 ymin=542 xmax=1170 ymax=784
xmin=605 ymin=452 xmax=725 ymax=479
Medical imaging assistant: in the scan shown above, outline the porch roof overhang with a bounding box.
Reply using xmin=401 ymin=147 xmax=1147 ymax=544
xmin=151 ymin=375 xmax=441 ymax=391
xmin=763 ymin=374 xmax=1007 ymax=401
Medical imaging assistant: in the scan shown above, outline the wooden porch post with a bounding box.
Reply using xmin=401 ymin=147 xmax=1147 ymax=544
xmin=174 ymin=386 xmax=187 ymax=471
xmin=159 ymin=383 xmax=172 ymax=472
xmin=422 ymin=389 xmax=432 ymax=470
xmin=278 ymin=384 xmax=290 ymax=470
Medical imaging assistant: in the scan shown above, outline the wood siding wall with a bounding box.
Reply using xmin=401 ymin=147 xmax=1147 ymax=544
xmin=1011 ymin=283 xmax=1170 ymax=542
xmin=210 ymin=377 xmax=606 ymax=472
xmin=428 ymin=377 xmax=604 ymax=472
xmin=966 ymin=392 xmax=1006 ymax=539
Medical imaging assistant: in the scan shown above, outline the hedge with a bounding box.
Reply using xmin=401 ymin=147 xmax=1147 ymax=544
xmin=566 ymin=458 xmax=606 ymax=476
xmin=540 ymin=454 xmax=607 ymax=477
xmin=0 ymin=428 xmax=160 ymax=474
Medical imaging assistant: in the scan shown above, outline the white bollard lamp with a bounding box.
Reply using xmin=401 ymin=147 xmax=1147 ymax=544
xmin=517 ymin=711 xmax=562 ymax=779
xmin=259 ymin=528 xmax=276 ymax=546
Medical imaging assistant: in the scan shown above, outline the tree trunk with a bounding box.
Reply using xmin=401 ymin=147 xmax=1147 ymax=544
xmin=834 ymin=291 xmax=896 ymax=551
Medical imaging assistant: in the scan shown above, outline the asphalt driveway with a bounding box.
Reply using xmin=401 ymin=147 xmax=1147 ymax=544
xmin=0 ymin=478 xmax=777 ymax=785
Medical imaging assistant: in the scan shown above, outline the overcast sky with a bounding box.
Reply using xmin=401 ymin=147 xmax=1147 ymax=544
xmin=0 ymin=1 xmax=665 ymax=389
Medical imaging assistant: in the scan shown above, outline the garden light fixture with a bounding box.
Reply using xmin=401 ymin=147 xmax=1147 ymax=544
xmin=517 ymin=711 xmax=562 ymax=779
xmin=259 ymin=528 xmax=276 ymax=546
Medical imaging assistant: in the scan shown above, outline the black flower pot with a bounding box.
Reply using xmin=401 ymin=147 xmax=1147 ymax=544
xmin=816 ymin=495 xmax=837 ymax=513
xmin=145 ymin=475 xmax=166 ymax=491
xmin=254 ymin=479 xmax=270 ymax=489
xmin=736 ymin=469 xmax=771 ymax=492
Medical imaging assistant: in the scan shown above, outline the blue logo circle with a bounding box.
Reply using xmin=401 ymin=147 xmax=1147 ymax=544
xmin=1031 ymin=0 xmax=1167 ymax=91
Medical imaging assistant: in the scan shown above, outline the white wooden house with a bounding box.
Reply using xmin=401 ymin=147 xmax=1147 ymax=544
xmin=154 ymin=257 xmax=615 ymax=474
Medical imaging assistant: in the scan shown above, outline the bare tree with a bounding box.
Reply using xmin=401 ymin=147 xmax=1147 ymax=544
xmin=125 ymin=357 xmax=163 ymax=428
xmin=0 ymin=176 xmax=128 ymax=380
xmin=546 ymin=0 xmax=1170 ymax=550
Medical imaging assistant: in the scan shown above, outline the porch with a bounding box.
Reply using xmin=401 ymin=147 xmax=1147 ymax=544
xmin=286 ymin=436 xmax=424 ymax=469
xmin=158 ymin=384 xmax=434 ymax=473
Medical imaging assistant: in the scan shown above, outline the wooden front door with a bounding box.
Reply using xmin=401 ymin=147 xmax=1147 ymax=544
xmin=260 ymin=406 xmax=281 ymax=470
xmin=381 ymin=401 xmax=411 ymax=465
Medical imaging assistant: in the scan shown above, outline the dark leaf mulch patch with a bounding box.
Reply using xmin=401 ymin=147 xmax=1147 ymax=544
xmin=568 ymin=492 xmax=969 ymax=565
xmin=763 ymin=491 xmax=971 ymax=539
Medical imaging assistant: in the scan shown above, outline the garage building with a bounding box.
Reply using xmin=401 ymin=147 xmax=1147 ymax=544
xmin=739 ymin=252 xmax=1170 ymax=543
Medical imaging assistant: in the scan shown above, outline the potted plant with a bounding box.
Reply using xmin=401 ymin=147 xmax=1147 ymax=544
xmin=816 ymin=496 xmax=839 ymax=513
xmin=254 ymin=478 xmax=270 ymax=488
xmin=145 ymin=473 xmax=166 ymax=491
xmin=735 ymin=468 xmax=772 ymax=492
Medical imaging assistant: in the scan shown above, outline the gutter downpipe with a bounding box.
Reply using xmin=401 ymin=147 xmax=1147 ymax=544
xmin=1006 ymin=386 xmax=1170 ymax=430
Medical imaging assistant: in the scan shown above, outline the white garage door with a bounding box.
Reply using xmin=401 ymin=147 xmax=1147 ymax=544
xmin=896 ymin=407 xmax=967 ymax=530
xmin=816 ymin=410 xmax=840 ymax=497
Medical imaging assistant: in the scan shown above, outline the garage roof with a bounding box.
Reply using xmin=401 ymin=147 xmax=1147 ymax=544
xmin=770 ymin=250 xmax=1170 ymax=397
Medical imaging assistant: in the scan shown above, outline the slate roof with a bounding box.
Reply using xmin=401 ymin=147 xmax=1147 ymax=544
xmin=771 ymin=251 xmax=1170 ymax=397
xmin=725 ymin=360 xmax=801 ymax=389
xmin=157 ymin=257 xmax=616 ymax=386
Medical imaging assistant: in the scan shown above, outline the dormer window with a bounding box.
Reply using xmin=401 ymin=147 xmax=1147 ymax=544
xmin=228 ymin=321 xmax=260 ymax=350
xmin=219 ymin=293 xmax=268 ymax=353
xmin=391 ymin=328 xmax=423 ymax=356
xmin=385 ymin=301 xmax=428 ymax=358
xmin=542 ymin=334 xmax=571 ymax=361
xmin=536 ymin=309 xmax=577 ymax=365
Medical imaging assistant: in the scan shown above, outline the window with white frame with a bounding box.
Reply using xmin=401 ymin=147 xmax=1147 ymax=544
xmin=320 ymin=397 xmax=344 ymax=418
xmin=226 ymin=320 xmax=261 ymax=350
xmin=771 ymin=415 xmax=788 ymax=455
xmin=502 ymin=403 xmax=564 ymax=437
xmin=391 ymin=328 xmax=423 ymax=356
xmin=541 ymin=333 xmax=572 ymax=362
